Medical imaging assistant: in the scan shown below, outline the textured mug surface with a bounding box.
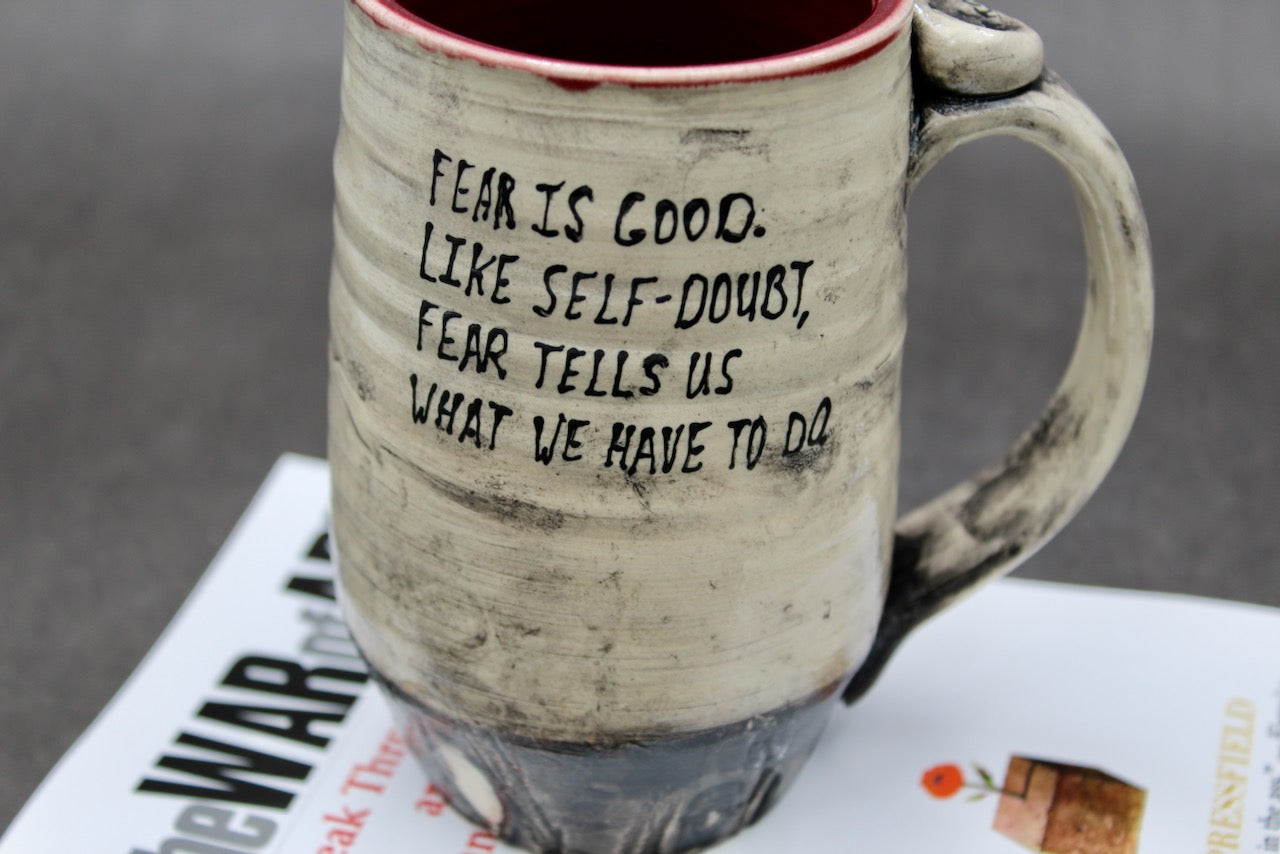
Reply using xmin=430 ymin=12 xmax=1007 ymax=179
xmin=328 ymin=0 xmax=1152 ymax=851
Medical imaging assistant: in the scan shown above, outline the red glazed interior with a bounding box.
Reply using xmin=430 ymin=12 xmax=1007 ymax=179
xmin=359 ymin=0 xmax=913 ymax=85
xmin=389 ymin=0 xmax=877 ymax=67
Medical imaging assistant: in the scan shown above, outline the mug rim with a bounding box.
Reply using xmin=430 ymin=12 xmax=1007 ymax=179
xmin=352 ymin=0 xmax=915 ymax=88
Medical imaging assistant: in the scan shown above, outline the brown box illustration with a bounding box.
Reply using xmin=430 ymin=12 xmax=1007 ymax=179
xmin=993 ymin=756 xmax=1146 ymax=854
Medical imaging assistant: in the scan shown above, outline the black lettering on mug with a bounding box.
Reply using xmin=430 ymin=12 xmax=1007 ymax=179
xmin=604 ymin=421 xmax=712 ymax=476
xmin=429 ymin=148 xmax=516 ymax=229
xmin=686 ymin=350 xmax=742 ymax=398
xmin=532 ymin=413 xmax=590 ymax=463
xmin=410 ymin=374 xmax=511 ymax=450
xmin=614 ymin=192 xmax=647 ymax=246
xmin=714 ymin=193 xmax=756 ymax=243
xmin=726 ymin=417 xmax=767 ymax=470
xmin=532 ymin=182 xmax=566 ymax=238
xmin=613 ymin=191 xmax=761 ymax=246
xmin=782 ymin=397 xmax=833 ymax=455
xmin=565 ymin=185 xmax=594 ymax=243
xmin=537 ymin=265 xmax=655 ymax=326
xmin=674 ymin=261 xmax=813 ymax=329
xmin=421 ymin=226 xmax=520 ymax=302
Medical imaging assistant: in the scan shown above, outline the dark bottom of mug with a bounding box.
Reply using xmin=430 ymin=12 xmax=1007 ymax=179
xmin=371 ymin=670 xmax=840 ymax=854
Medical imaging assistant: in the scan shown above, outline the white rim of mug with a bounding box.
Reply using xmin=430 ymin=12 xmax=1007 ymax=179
xmin=352 ymin=0 xmax=916 ymax=88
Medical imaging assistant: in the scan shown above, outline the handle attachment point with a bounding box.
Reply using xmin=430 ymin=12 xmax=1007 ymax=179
xmin=914 ymin=0 xmax=1044 ymax=95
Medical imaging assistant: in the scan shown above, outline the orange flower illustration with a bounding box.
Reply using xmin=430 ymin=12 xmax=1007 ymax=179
xmin=920 ymin=762 xmax=1006 ymax=800
xmin=921 ymin=763 xmax=966 ymax=798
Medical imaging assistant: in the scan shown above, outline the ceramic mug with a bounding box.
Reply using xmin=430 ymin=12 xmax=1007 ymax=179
xmin=328 ymin=0 xmax=1152 ymax=850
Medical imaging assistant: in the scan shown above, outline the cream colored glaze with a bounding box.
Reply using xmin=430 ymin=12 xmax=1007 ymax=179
xmin=330 ymin=5 xmax=912 ymax=742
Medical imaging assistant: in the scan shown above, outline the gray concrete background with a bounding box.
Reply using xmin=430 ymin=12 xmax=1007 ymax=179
xmin=2 ymin=0 xmax=1277 ymax=832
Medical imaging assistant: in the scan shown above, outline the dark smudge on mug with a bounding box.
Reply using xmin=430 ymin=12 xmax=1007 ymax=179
xmin=390 ymin=0 xmax=879 ymax=66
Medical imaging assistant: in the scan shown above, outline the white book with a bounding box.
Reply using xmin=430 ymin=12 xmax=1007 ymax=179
xmin=2 ymin=454 xmax=1276 ymax=853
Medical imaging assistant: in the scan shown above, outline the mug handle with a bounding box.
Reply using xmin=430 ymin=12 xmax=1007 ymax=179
xmin=843 ymin=0 xmax=1154 ymax=703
